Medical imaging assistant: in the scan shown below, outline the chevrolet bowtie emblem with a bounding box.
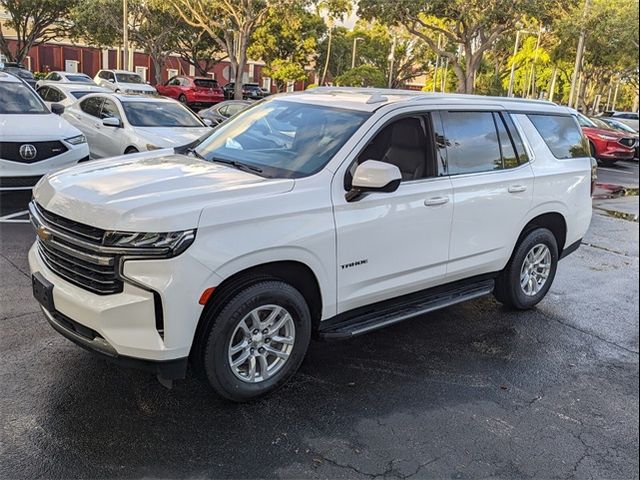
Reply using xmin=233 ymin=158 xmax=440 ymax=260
xmin=37 ymin=226 xmax=52 ymax=242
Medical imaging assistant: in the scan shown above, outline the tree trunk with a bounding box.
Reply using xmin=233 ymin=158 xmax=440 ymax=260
xmin=152 ymin=56 xmax=163 ymax=85
xmin=320 ymin=27 xmax=332 ymax=86
xmin=234 ymin=31 xmax=249 ymax=100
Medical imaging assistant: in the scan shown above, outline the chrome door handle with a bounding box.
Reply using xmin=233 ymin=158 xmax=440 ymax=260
xmin=508 ymin=185 xmax=527 ymax=193
xmin=424 ymin=196 xmax=449 ymax=206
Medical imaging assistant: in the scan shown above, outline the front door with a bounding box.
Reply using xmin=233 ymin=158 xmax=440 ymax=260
xmin=332 ymin=114 xmax=454 ymax=313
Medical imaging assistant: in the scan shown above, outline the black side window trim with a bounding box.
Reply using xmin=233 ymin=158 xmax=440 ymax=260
xmin=500 ymin=112 xmax=529 ymax=165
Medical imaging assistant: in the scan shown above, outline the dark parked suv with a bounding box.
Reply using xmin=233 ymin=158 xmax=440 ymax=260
xmin=223 ymin=82 xmax=264 ymax=100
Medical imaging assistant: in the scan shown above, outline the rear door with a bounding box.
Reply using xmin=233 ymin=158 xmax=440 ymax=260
xmin=74 ymin=96 xmax=106 ymax=156
xmin=93 ymin=98 xmax=127 ymax=157
xmin=439 ymin=110 xmax=535 ymax=280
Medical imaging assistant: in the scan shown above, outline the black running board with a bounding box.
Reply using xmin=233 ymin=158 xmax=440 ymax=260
xmin=318 ymin=278 xmax=495 ymax=340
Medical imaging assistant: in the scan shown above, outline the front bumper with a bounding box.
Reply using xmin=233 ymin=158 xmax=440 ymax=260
xmin=0 ymin=143 xmax=90 ymax=185
xmin=41 ymin=302 xmax=188 ymax=379
xmin=28 ymin=239 xmax=220 ymax=365
xmin=597 ymin=141 xmax=635 ymax=160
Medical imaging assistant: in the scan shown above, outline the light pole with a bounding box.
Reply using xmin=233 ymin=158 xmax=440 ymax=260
xmin=387 ymin=34 xmax=397 ymax=89
xmin=351 ymin=37 xmax=364 ymax=70
xmin=432 ymin=33 xmax=443 ymax=92
xmin=526 ymin=27 xmax=543 ymax=98
xmin=507 ymin=30 xmax=523 ymax=97
xmin=122 ymin=0 xmax=128 ymax=71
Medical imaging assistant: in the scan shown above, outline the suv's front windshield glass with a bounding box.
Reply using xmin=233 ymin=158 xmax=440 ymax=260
xmin=194 ymin=99 xmax=370 ymax=178
xmin=122 ymin=101 xmax=203 ymax=127
xmin=0 ymin=81 xmax=48 ymax=114
xmin=116 ymin=73 xmax=143 ymax=84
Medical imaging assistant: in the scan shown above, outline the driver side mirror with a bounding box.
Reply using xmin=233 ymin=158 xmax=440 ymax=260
xmin=346 ymin=160 xmax=402 ymax=202
xmin=107 ymin=78 xmax=115 ymax=83
xmin=102 ymin=117 xmax=121 ymax=128
xmin=50 ymin=103 xmax=65 ymax=115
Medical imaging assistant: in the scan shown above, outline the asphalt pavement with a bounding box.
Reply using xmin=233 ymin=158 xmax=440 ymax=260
xmin=0 ymin=166 xmax=638 ymax=479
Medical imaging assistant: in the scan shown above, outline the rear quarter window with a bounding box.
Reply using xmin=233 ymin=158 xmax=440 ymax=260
xmin=527 ymin=114 xmax=589 ymax=159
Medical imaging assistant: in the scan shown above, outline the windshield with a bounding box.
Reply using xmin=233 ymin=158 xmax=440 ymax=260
xmin=194 ymin=99 xmax=370 ymax=178
xmin=122 ymin=101 xmax=203 ymax=127
xmin=70 ymin=90 xmax=98 ymax=99
xmin=66 ymin=74 xmax=93 ymax=83
xmin=576 ymin=113 xmax=597 ymax=128
xmin=0 ymin=81 xmax=48 ymax=114
xmin=116 ymin=73 xmax=143 ymax=84
xmin=590 ymin=117 xmax=614 ymax=130
xmin=604 ymin=119 xmax=637 ymax=133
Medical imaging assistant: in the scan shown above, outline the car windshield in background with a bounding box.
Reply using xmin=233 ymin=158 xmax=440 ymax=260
xmin=122 ymin=101 xmax=203 ymax=127
xmin=194 ymin=79 xmax=217 ymax=88
xmin=194 ymin=99 xmax=370 ymax=178
xmin=66 ymin=75 xmax=93 ymax=83
xmin=70 ymin=91 xmax=97 ymax=99
xmin=116 ymin=73 xmax=143 ymax=84
xmin=0 ymin=82 xmax=48 ymax=114
xmin=3 ymin=67 xmax=34 ymax=79
xmin=604 ymin=119 xmax=637 ymax=133
xmin=590 ymin=117 xmax=615 ymax=130
xmin=576 ymin=113 xmax=597 ymax=128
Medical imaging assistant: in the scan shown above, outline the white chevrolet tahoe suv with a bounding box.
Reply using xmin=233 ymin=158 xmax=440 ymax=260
xmin=28 ymin=88 xmax=594 ymax=401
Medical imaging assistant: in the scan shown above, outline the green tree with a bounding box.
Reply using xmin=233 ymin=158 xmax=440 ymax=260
xmin=359 ymin=0 xmax=552 ymax=94
xmin=267 ymin=59 xmax=308 ymax=91
xmin=71 ymin=0 xmax=177 ymax=84
xmin=0 ymin=0 xmax=77 ymax=64
xmin=248 ymin=3 xmax=325 ymax=90
xmin=162 ymin=0 xmax=272 ymax=99
xmin=335 ymin=64 xmax=386 ymax=87
xmin=174 ymin=26 xmax=225 ymax=77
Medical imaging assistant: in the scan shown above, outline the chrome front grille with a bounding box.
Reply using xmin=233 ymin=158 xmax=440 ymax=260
xmin=30 ymin=202 xmax=123 ymax=295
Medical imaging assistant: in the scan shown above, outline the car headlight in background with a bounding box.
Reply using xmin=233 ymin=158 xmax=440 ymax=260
xmin=103 ymin=229 xmax=196 ymax=257
xmin=596 ymin=134 xmax=619 ymax=141
xmin=64 ymin=134 xmax=87 ymax=145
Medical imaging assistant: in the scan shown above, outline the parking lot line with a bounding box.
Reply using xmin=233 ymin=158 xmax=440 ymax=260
xmin=0 ymin=210 xmax=30 ymax=223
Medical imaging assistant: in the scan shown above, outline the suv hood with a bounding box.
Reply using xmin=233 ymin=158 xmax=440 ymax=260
xmin=582 ymin=126 xmax=627 ymax=138
xmin=33 ymin=152 xmax=294 ymax=232
xmin=0 ymin=113 xmax=81 ymax=141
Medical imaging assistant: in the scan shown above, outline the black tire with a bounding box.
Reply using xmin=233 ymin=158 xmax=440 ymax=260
xmin=494 ymin=228 xmax=559 ymax=310
xmin=178 ymin=94 xmax=187 ymax=104
xmin=589 ymin=142 xmax=597 ymax=158
xmin=199 ymin=280 xmax=311 ymax=402
xmin=124 ymin=147 xmax=139 ymax=154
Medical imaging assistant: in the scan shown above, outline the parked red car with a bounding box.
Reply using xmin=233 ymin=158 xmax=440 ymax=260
xmin=156 ymin=75 xmax=224 ymax=109
xmin=575 ymin=112 xmax=636 ymax=165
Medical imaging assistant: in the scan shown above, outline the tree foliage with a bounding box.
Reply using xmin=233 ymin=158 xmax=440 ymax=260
xmin=335 ymin=64 xmax=386 ymax=87
xmin=0 ymin=0 xmax=77 ymax=63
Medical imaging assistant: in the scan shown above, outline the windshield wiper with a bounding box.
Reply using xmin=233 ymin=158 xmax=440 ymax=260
xmin=186 ymin=147 xmax=206 ymax=160
xmin=210 ymin=157 xmax=263 ymax=174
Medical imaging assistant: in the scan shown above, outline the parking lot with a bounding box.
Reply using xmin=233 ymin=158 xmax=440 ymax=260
xmin=0 ymin=162 xmax=638 ymax=479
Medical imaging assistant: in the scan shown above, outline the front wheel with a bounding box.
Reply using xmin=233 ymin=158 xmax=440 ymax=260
xmin=494 ymin=228 xmax=558 ymax=310
xmin=200 ymin=280 xmax=311 ymax=402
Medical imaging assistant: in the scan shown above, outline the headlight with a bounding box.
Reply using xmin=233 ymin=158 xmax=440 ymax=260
xmin=103 ymin=229 xmax=196 ymax=256
xmin=596 ymin=134 xmax=619 ymax=141
xmin=64 ymin=134 xmax=87 ymax=145
xmin=146 ymin=144 xmax=163 ymax=151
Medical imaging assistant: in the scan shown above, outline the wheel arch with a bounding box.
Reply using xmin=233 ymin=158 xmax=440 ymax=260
xmin=189 ymin=260 xmax=323 ymax=364
xmin=517 ymin=211 xmax=567 ymax=255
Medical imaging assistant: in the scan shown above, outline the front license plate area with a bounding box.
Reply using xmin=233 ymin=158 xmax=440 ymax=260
xmin=32 ymin=272 xmax=55 ymax=312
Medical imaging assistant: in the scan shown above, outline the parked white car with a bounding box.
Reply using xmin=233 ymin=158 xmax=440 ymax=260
xmin=0 ymin=71 xmax=89 ymax=189
xmin=600 ymin=111 xmax=639 ymax=132
xmin=35 ymin=71 xmax=95 ymax=89
xmin=62 ymin=93 xmax=211 ymax=158
xmin=94 ymin=69 xmax=157 ymax=95
xmin=29 ymin=88 xmax=594 ymax=400
xmin=36 ymin=83 xmax=110 ymax=108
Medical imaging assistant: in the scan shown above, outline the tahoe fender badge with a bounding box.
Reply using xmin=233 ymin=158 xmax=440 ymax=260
xmin=341 ymin=259 xmax=368 ymax=270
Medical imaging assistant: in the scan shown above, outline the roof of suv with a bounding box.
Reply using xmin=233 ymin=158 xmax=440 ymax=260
xmin=285 ymin=87 xmax=566 ymax=114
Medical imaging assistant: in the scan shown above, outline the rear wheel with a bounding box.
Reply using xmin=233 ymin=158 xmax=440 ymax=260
xmin=178 ymin=94 xmax=187 ymax=104
xmin=199 ymin=280 xmax=311 ymax=402
xmin=494 ymin=228 xmax=558 ymax=310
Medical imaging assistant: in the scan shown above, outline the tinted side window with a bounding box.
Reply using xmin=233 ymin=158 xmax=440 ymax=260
xmin=502 ymin=113 xmax=529 ymax=164
xmin=100 ymin=99 xmax=121 ymax=120
xmin=527 ymin=114 xmax=588 ymax=159
xmin=440 ymin=111 xmax=502 ymax=175
xmin=80 ymin=97 xmax=104 ymax=117
xmin=494 ymin=113 xmax=518 ymax=169
xmin=37 ymin=87 xmax=50 ymax=101
xmin=356 ymin=116 xmax=431 ymax=181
